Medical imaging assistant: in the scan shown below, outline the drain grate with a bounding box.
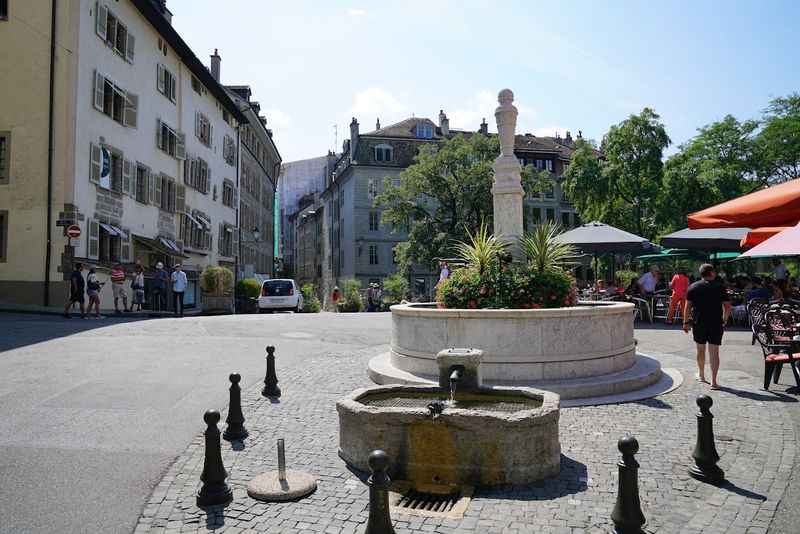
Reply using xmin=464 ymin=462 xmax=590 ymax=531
xmin=389 ymin=482 xmax=473 ymax=519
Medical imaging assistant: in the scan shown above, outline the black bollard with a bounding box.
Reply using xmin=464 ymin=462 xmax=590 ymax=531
xmin=262 ymin=345 xmax=281 ymax=398
xmin=610 ymin=435 xmax=646 ymax=534
xmin=223 ymin=373 xmax=248 ymax=441
xmin=363 ymin=450 xmax=396 ymax=534
xmin=689 ymin=395 xmax=725 ymax=485
xmin=197 ymin=410 xmax=234 ymax=507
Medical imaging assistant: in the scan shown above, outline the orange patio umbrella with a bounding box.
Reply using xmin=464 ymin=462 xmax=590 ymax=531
xmin=740 ymin=227 xmax=790 ymax=248
xmin=688 ymin=177 xmax=800 ymax=229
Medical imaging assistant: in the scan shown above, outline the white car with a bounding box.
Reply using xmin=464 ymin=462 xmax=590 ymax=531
xmin=258 ymin=279 xmax=304 ymax=313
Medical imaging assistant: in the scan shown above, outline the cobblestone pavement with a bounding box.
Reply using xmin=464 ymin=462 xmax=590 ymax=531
xmin=134 ymin=347 xmax=796 ymax=534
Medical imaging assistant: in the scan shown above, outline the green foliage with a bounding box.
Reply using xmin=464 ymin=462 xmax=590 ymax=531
xmin=520 ymin=222 xmax=576 ymax=273
xmin=376 ymin=133 xmax=538 ymax=276
xmin=758 ymin=93 xmax=800 ymax=183
xmin=454 ymin=221 xmax=508 ymax=275
xmin=235 ymin=278 xmax=261 ymax=298
xmin=337 ymin=279 xmax=363 ymax=312
xmin=382 ymin=273 xmax=409 ymax=303
xmin=616 ymin=270 xmax=639 ymax=288
xmin=200 ymin=266 xmax=234 ymax=296
xmin=563 ymin=108 xmax=670 ymax=240
xmin=300 ymin=283 xmax=321 ymax=313
xmin=436 ymin=264 xmax=575 ymax=310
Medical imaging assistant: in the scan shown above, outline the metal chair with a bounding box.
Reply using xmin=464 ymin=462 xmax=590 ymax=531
xmin=755 ymin=306 xmax=800 ymax=390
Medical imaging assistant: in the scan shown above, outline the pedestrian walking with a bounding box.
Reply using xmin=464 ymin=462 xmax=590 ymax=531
xmin=772 ymin=258 xmax=789 ymax=281
xmin=683 ymin=264 xmax=732 ymax=389
xmin=110 ymin=263 xmax=130 ymax=314
xmin=63 ymin=262 xmax=87 ymax=319
xmin=86 ymin=266 xmax=103 ymax=319
xmin=152 ymin=261 xmax=168 ymax=312
xmin=131 ymin=264 xmax=146 ymax=312
xmin=171 ymin=263 xmax=187 ymax=317
xmin=666 ymin=268 xmax=689 ymax=324
xmin=332 ymin=286 xmax=341 ymax=312
xmin=366 ymin=284 xmax=376 ymax=312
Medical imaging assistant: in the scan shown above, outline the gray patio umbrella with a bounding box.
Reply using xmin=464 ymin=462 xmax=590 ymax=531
xmin=554 ymin=221 xmax=653 ymax=278
xmin=660 ymin=227 xmax=749 ymax=252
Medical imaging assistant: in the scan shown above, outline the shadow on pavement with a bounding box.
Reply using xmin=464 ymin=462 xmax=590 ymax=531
xmin=632 ymin=397 xmax=673 ymax=409
xmin=720 ymin=480 xmax=767 ymax=501
xmin=714 ymin=385 xmax=798 ymax=403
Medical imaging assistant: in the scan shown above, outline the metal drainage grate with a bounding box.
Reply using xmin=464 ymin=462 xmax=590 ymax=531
xmin=390 ymin=483 xmax=473 ymax=519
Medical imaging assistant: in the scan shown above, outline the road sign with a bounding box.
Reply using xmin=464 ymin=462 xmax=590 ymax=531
xmin=56 ymin=219 xmax=73 ymax=227
xmin=66 ymin=225 xmax=81 ymax=239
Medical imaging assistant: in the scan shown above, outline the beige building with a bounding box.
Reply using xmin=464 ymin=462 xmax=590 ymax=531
xmin=0 ymin=1 xmax=251 ymax=309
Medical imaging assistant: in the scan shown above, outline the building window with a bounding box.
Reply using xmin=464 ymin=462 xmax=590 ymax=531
xmin=158 ymin=174 xmax=178 ymax=213
xmin=157 ymin=64 xmax=176 ymax=103
xmin=191 ymin=76 xmax=203 ymax=95
xmin=223 ymin=135 xmax=236 ymax=166
xmin=95 ymin=4 xmax=135 ymax=63
xmin=545 ymin=184 xmax=554 ymax=199
xmin=369 ymin=210 xmax=379 ymax=231
xmin=89 ymin=145 xmax=125 ymax=193
xmin=0 ymin=0 xmax=7 ymax=21
xmin=99 ymin=224 xmax=121 ymax=262
xmin=561 ymin=212 xmax=570 ymax=228
xmin=531 ymin=207 xmax=542 ymax=225
xmin=415 ymin=123 xmax=433 ymax=139
xmin=135 ymin=163 xmax=149 ymax=204
xmin=184 ymin=157 xmax=210 ymax=194
xmin=0 ymin=211 xmax=7 ymax=262
xmin=195 ymin=112 xmax=212 ymax=147
xmin=369 ymin=244 xmax=379 ymax=265
xmin=93 ymin=71 xmax=137 ymax=127
xmin=546 ymin=208 xmax=555 ymax=222
xmin=368 ymin=178 xmax=378 ymax=200
xmin=222 ymin=180 xmax=236 ymax=208
xmin=156 ymin=119 xmax=185 ymax=159
xmin=546 ymin=160 xmax=554 ymax=172
xmin=219 ymin=223 xmax=235 ymax=257
xmin=374 ymin=144 xmax=392 ymax=162
xmin=0 ymin=132 xmax=9 ymax=184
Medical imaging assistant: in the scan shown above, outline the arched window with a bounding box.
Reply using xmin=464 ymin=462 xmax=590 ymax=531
xmin=374 ymin=144 xmax=393 ymax=162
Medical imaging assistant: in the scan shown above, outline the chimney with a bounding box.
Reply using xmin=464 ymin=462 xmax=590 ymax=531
xmin=349 ymin=118 xmax=359 ymax=161
xmin=577 ymin=130 xmax=583 ymax=139
xmin=376 ymin=118 xmax=381 ymax=130
xmin=565 ymin=131 xmax=573 ymax=144
xmin=210 ymin=49 xmax=221 ymax=82
xmin=438 ymin=110 xmax=450 ymax=136
xmin=479 ymin=118 xmax=488 ymax=135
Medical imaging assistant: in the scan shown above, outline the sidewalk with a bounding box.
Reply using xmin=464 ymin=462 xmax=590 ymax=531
xmin=0 ymin=301 xmax=205 ymax=318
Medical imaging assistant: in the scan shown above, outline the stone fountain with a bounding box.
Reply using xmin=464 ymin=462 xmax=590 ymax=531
xmin=337 ymin=348 xmax=560 ymax=487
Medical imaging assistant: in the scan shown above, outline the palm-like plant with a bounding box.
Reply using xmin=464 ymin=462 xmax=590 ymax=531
xmin=520 ymin=222 xmax=576 ymax=273
xmin=454 ymin=221 xmax=507 ymax=274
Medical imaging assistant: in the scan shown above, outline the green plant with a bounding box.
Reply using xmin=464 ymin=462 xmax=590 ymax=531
xmin=520 ymin=222 xmax=576 ymax=272
xmin=382 ymin=273 xmax=409 ymax=303
xmin=236 ymin=278 xmax=261 ymax=298
xmin=200 ymin=266 xmax=234 ymax=296
xmin=300 ymin=283 xmax=322 ymax=313
xmin=616 ymin=270 xmax=639 ymax=288
xmin=454 ymin=221 xmax=507 ymax=275
xmin=337 ymin=279 xmax=364 ymax=312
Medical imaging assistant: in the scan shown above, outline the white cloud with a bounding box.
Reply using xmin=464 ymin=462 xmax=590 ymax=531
xmin=448 ymin=90 xmax=539 ymax=133
xmin=348 ymin=87 xmax=407 ymax=117
xmin=263 ymin=108 xmax=292 ymax=130
xmin=347 ymin=8 xmax=367 ymax=17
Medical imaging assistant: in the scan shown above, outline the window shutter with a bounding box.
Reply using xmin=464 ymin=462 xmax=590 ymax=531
xmin=126 ymin=33 xmax=135 ymax=63
xmin=124 ymin=92 xmax=138 ymax=128
xmin=93 ymin=70 xmax=105 ymax=111
xmin=195 ymin=112 xmax=200 ymax=139
xmin=154 ymin=173 xmax=163 ymax=208
xmin=218 ymin=223 xmax=224 ymax=254
xmin=96 ymin=2 xmax=108 ymax=40
xmin=206 ymin=167 xmax=211 ymax=194
xmin=232 ymin=226 xmax=239 ymax=258
xmin=176 ymin=132 xmax=186 ymax=160
xmin=176 ymin=184 xmax=186 ymax=213
xmin=122 ymin=158 xmax=133 ymax=196
xmin=157 ymin=64 xmax=165 ymax=94
xmin=208 ymin=123 xmax=213 ymax=147
xmin=233 ymin=186 xmax=239 ymax=208
xmin=156 ymin=118 xmax=162 ymax=149
xmin=89 ymin=143 xmax=101 ymax=184
xmin=88 ymin=219 xmax=100 ymax=260
xmin=121 ymin=229 xmax=132 ymax=262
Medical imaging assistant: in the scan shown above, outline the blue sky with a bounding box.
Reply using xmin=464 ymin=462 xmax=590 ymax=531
xmin=171 ymin=0 xmax=799 ymax=162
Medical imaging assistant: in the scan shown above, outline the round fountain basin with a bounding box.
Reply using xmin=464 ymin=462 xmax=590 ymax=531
xmin=337 ymin=385 xmax=560 ymax=486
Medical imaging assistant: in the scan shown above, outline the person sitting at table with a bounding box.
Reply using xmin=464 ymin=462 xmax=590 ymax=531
xmin=746 ymin=277 xmax=770 ymax=301
xmin=770 ymin=280 xmax=785 ymax=302
xmin=605 ymin=279 xmax=618 ymax=297
xmin=625 ymin=278 xmax=641 ymax=296
xmin=595 ymin=279 xmax=606 ymax=295
xmin=638 ymin=265 xmax=660 ymax=296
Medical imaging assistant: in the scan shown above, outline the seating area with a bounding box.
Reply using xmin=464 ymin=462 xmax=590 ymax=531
xmin=750 ymin=300 xmax=800 ymax=391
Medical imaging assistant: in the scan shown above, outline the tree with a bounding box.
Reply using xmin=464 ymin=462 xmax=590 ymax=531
xmin=376 ymin=133 xmax=539 ymax=276
xmin=658 ymin=115 xmax=761 ymax=232
xmin=563 ymin=108 xmax=670 ymax=240
xmin=757 ymin=93 xmax=800 ymax=183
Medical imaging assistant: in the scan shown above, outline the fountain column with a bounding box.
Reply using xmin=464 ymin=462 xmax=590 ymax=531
xmin=492 ymin=88 xmax=525 ymax=260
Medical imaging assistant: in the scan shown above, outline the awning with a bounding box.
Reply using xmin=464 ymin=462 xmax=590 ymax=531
xmin=225 ymin=226 xmax=233 ymax=233
xmin=739 ymin=223 xmax=800 ymax=259
xmin=194 ymin=213 xmax=211 ymax=230
xmin=99 ymin=223 xmax=119 ymax=236
xmin=132 ymin=234 xmax=189 ymax=258
xmin=740 ymin=227 xmax=790 ymax=249
xmin=554 ymin=221 xmax=652 ymax=253
xmin=688 ymin=177 xmax=800 ymax=229
xmin=160 ymin=237 xmax=180 ymax=252
xmin=660 ymin=227 xmax=748 ymax=252
xmin=184 ymin=212 xmax=202 ymax=228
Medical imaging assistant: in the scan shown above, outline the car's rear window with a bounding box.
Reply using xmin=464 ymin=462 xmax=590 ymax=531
xmin=264 ymin=281 xmax=293 ymax=296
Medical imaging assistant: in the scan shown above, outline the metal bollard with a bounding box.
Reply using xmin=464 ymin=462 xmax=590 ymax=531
xmin=223 ymin=373 xmax=248 ymax=441
xmin=610 ymin=435 xmax=646 ymax=534
xmin=689 ymin=395 xmax=725 ymax=485
xmin=363 ymin=450 xmax=396 ymax=534
xmin=196 ymin=410 xmax=233 ymax=507
xmin=262 ymin=345 xmax=281 ymax=398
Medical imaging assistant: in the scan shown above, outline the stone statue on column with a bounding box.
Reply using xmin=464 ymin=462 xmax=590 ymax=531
xmin=492 ymin=89 xmax=525 ymax=260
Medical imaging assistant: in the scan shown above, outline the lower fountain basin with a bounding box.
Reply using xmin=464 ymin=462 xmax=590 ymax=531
xmin=337 ymin=384 xmax=560 ymax=486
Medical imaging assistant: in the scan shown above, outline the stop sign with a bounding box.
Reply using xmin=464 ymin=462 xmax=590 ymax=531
xmin=66 ymin=225 xmax=81 ymax=239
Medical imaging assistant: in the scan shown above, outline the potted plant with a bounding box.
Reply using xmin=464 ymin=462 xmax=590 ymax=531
xmin=199 ymin=266 xmax=234 ymax=313
xmin=235 ymin=278 xmax=261 ymax=314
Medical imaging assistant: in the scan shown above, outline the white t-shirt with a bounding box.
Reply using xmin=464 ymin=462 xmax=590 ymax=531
xmin=171 ymin=270 xmax=188 ymax=292
xmin=638 ymin=272 xmax=658 ymax=293
xmin=773 ymin=264 xmax=789 ymax=281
